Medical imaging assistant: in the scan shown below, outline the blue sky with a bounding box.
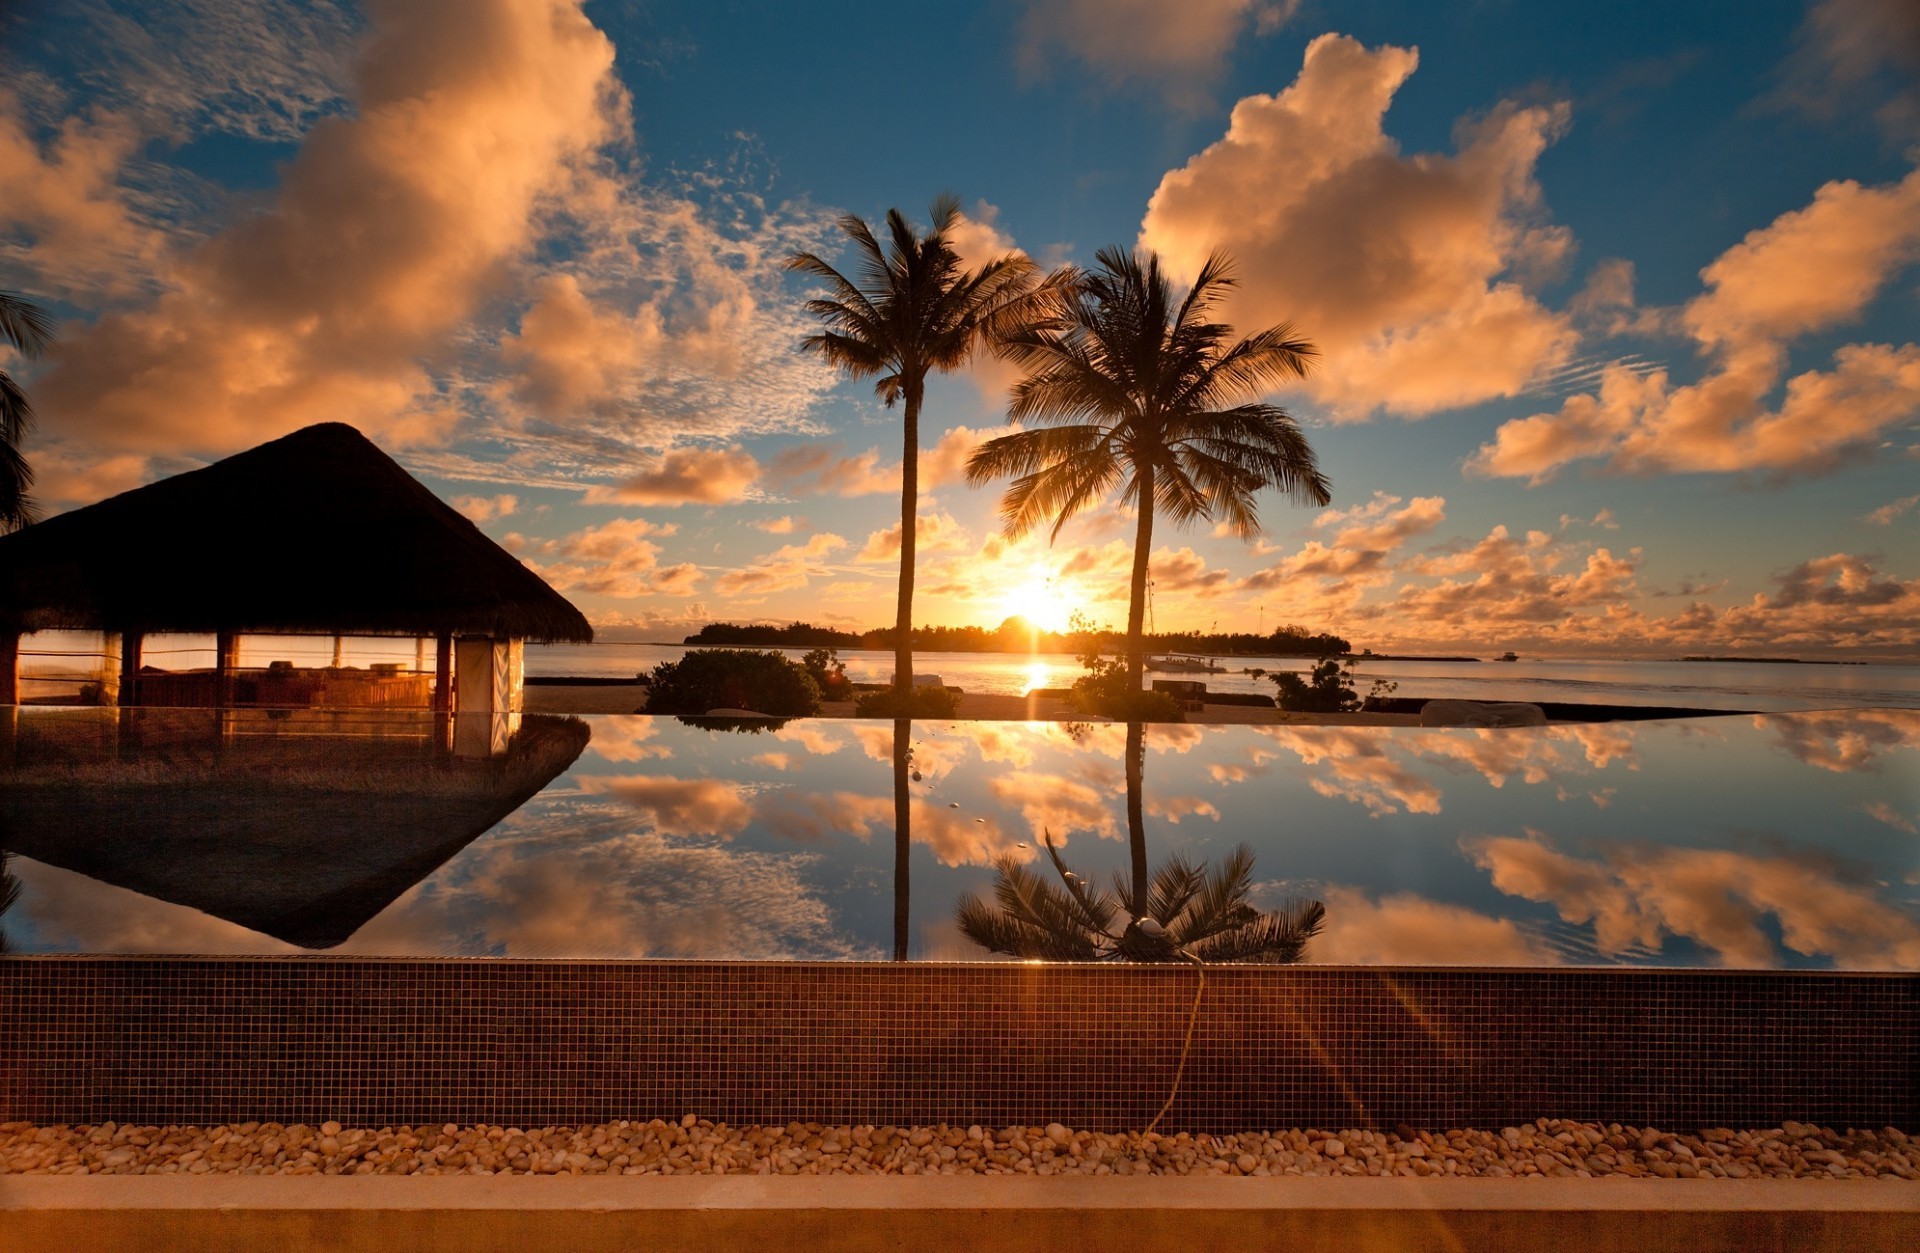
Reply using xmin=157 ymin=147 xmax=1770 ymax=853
xmin=3 ymin=0 xmax=1917 ymax=654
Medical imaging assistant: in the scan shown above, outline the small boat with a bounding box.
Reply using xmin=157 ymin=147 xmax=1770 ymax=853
xmin=1498 ymin=651 xmax=1519 ymax=662
xmin=1146 ymin=654 xmax=1226 ymax=674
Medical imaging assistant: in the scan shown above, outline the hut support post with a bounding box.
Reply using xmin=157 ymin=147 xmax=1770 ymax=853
xmin=215 ymin=631 xmax=240 ymax=708
xmin=0 ymin=632 xmax=17 ymax=706
xmin=118 ymin=632 xmax=143 ymax=708
xmin=98 ymin=633 xmax=121 ymax=707
xmin=432 ymin=634 xmax=453 ymax=713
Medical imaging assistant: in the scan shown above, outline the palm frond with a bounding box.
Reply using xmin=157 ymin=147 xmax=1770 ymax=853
xmin=0 ymin=292 xmax=54 ymax=358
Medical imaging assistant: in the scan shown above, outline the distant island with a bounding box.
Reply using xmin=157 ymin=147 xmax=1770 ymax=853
xmin=684 ymin=619 xmax=1352 ymax=657
xmin=1679 ymin=655 xmax=1867 ymax=666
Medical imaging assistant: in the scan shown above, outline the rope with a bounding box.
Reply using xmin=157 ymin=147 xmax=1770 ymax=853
xmin=1142 ymin=951 xmax=1206 ymax=1137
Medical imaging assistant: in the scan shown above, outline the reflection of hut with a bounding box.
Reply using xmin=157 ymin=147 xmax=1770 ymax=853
xmin=0 ymin=423 xmax=591 ymax=715
xmin=0 ymin=708 xmax=589 ymax=949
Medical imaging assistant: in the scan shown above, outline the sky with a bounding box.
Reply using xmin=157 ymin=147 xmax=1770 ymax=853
xmin=2 ymin=0 xmax=1918 ymax=656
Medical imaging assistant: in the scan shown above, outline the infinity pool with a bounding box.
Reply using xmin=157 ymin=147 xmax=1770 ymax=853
xmin=2 ymin=707 xmax=1916 ymax=967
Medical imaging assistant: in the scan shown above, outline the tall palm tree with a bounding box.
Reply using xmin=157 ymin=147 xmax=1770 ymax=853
xmin=966 ymin=247 xmax=1330 ymax=695
xmin=1 ymin=290 xmax=55 ymax=533
xmin=787 ymin=197 xmax=1044 ymax=700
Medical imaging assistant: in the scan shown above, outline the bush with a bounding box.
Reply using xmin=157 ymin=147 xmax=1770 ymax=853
xmin=1270 ymin=657 xmax=1359 ymax=713
xmin=801 ymin=647 xmax=852 ymax=700
xmin=854 ymin=684 xmax=960 ymax=718
xmin=1064 ymin=648 xmax=1184 ymax=723
xmin=643 ymin=649 xmax=821 ymax=716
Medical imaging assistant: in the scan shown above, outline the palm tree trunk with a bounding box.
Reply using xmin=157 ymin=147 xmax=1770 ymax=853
xmin=892 ymin=717 xmax=910 ymax=960
xmin=1125 ymin=720 xmax=1147 ymax=919
xmin=1125 ymin=464 xmax=1155 ymax=693
xmin=894 ymin=379 xmax=921 ymax=697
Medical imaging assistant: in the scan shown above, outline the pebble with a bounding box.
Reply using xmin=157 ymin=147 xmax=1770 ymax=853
xmin=0 ymin=1119 xmax=1910 ymax=1180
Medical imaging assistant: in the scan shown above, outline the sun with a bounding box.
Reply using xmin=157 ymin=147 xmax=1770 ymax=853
xmin=997 ymin=567 xmax=1074 ymax=635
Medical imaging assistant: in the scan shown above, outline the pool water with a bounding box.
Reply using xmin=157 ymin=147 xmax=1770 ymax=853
xmin=2 ymin=707 xmax=1916 ymax=968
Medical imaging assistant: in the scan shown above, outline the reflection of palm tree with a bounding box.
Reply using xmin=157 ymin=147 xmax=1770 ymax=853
xmin=967 ymin=248 xmax=1329 ymax=694
xmin=892 ymin=717 xmax=909 ymax=961
xmin=955 ymin=724 xmax=1323 ymax=962
xmin=2 ymin=290 xmax=56 ymax=533
xmin=788 ymin=199 xmax=1042 ymax=699
xmin=0 ymin=851 xmax=22 ymax=954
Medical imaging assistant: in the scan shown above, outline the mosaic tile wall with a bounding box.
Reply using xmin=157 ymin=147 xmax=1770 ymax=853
xmin=1 ymin=960 xmax=1913 ymax=1131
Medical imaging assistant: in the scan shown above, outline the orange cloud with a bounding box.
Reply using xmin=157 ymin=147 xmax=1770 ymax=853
xmin=1309 ymin=886 xmax=1559 ymax=965
xmin=1473 ymin=166 xmax=1920 ymax=481
xmin=450 ymin=493 xmax=519 ymax=523
xmin=0 ymin=98 xmax=163 ymax=298
xmin=582 ymin=447 xmax=761 ymax=506
xmin=36 ymin=0 xmax=622 ymax=458
xmin=578 ymin=775 xmax=754 ymax=838
xmin=1139 ymin=34 xmax=1579 ymax=418
xmin=712 ymin=532 xmax=847 ymax=598
xmin=1016 ymin=0 xmax=1277 ymax=94
xmin=514 ymin=516 xmax=697 ymax=599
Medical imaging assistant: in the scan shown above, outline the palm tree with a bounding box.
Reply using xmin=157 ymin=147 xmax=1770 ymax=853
xmin=966 ymin=247 xmax=1330 ymax=696
xmin=954 ymin=722 xmax=1324 ymax=962
xmin=787 ymin=197 xmax=1044 ymax=701
xmin=1 ymin=290 xmax=55 ymax=533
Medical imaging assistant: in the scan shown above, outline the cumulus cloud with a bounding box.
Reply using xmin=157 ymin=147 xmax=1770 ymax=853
xmin=1777 ymin=0 xmax=1920 ymax=140
xmin=0 ymin=98 xmax=167 ymax=297
xmin=513 ymin=516 xmax=698 ymax=599
xmin=712 ymin=533 xmax=847 ymax=598
xmin=33 ymin=0 xmax=622 ymax=465
xmin=755 ymin=515 xmax=800 ymax=534
xmin=450 ymin=493 xmax=518 ymax=523
xmin=1016 ymin=0 xmax=1282 ymax=97
xmin=580 ymin=447 xmax=761 ymax=506
xmin=1139 ymin=34 xmax=1580 ymax=418
xmin=768 ymin=442 xmax=897 ymax=497
xmin=577 ymin=775 xmax=755 ymax=838
xmin=1473 ymin=165 xmax=1920 ymax=481
xmin=1467 ymin=830 xmax=1920 ymax=969
xmin=856 ymin=511 xmax=972 ymax=565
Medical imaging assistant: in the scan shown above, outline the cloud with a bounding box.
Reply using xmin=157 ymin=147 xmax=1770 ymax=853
xmin=0 ymin=96 xmax=167 ymax=298
xmin=856 ymin=511 xmax=972 ymax=565
xmin=768 ymin=442 xmax=896 ymax=497
xmin=712 ymin=532 xmax=847 ymax=597
xmin=1472 ymin=165 xmax=1920 ymax=481
xmin=587 ymin=717 xmax=672 ymax=763
xmin=1777 ymin=0 xmax=1920 ymax=141
xmin=33 ymin=0 xmax=624 ymax=462
xmin=1015 ymin=0 xmax=1277 ymax=96
xmin=1467 ymin=830 xmax=1920 ymax=969
xmin=1864 ymin=494 xmax=1919 ymax=525
xmin=513 ymin=516 xmax=697 ymax=599
xmin=987 ymin=770 xmax=1122 ymax=843
xmin=755 ymin=790 xmax=893 ymax=843
xmin=1138 ymin=33 xmax=1580 ymax=418
xmin=1756 ymin=708 xmax=1920 ymax=772
xmin=754 ymin=515 xmax=800 ymax=534
xmin=580 ymin=446 xmax=762 ymax=507
xmin=450 ymin=493 xmax=518 ymax=523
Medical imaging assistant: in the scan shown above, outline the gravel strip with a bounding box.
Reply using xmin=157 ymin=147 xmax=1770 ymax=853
xmin=1 ymin=1118 xmax=1913 ymax=1180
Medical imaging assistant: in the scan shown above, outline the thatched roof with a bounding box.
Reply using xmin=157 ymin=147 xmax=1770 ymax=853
xmin=0 ymin=423 xmax=592 ymax=641
xmin=0 ymin=713 xmax=590 ymax=949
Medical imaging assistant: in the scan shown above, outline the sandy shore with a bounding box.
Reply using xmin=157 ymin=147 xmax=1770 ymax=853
xmin=521 ymin=684 xmax=1412 ymax=724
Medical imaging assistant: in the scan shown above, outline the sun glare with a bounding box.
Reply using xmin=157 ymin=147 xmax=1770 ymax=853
xmin=998 ymin=568 xmax=1074 ymax=635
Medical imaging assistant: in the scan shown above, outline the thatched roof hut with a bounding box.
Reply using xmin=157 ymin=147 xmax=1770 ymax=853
xmin=0 ymin=423 xmax=591 ymax=641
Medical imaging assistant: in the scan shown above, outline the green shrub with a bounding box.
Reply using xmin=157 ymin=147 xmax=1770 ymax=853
xmin=854 ymin=684 xmax=960 ymax=718
xmin=801 ymin=647 xmax=852 ymax=700
xmin=1270 ymin=657 xmax=1359 ymax=713
xmin=1064 ymin=652 xmax=1184 ymax=722
xmin=644 ymin=649 xmax=822 ymax=716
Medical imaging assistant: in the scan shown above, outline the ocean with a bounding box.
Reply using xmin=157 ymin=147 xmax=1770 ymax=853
xmin=526 ymin=642 xmax=1920 ymax=712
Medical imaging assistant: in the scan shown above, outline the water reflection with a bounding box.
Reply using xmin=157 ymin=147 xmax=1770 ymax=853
xmin=1 ymin=706 xmax=1916 ymax=968
xmin=955 ymin=724 xmax=1325 ymax=963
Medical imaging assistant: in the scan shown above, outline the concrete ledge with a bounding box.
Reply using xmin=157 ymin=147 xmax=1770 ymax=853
xmin=4 ymin=1176 xmax=1915 ymax=1251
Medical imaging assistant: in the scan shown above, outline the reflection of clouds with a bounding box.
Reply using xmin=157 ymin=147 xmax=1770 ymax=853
xmin=987 ymin=771 xmax=1120 ymax=843
xmin=911 ymin=799 xmax=1029 ymax=868
xmin=756 ymin=790 xmax=891 ymax=843
xmin=773 ymin=724 xmax=850 ymax=757
xmin=1309 ymin=886 xmax=1558 ymax=966
xmin=587 ymin=717 xmax=672 ymax=763
xmin=1146 ymin=795 xmax=1221 ymax=824
xmin=1466 ymin=830 xmax=1920 ymax=969
xmin=849 ymin=723 xmax=895 ymax=762
xmin=1147 ymin=724 xmax=1206 ymax=755
xmin=578 ymin=775 xmax=754 ymax=837
xmin=8 ymin=859 xmax=297 ymax=955
xmin=1864 ymin=802 xmax=1918 ymax=835
xmin=752 ymin=752 xmax=795 ymax=771
xmin=1256 ymin=727 xmax=1438 ymax=816
xmin=969 ymin=724 xmax=1044 ymax=768
xmin=1757 ymin=709 xmax=1920 ymax=773
xmin=349 ymin=805 xmax=869 ymax=960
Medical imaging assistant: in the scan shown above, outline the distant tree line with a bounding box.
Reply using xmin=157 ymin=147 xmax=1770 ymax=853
xmin=688 ymin=618 xmax=1350 ymax=657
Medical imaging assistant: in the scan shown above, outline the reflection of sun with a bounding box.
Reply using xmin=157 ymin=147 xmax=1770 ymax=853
xmin=998 ymin=567 xmax=1073 ymax=635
